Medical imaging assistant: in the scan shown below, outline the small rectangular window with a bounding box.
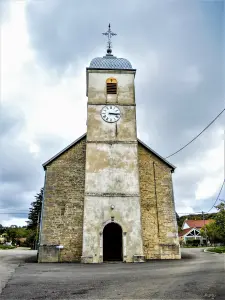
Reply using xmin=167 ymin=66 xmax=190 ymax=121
xmin=107 ymin=83 xmax=117 ymax=94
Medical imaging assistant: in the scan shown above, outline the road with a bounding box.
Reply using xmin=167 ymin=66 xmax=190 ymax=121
xmin=0 ymin=248 xmax=37 ymax=294
xmin=0 ymin=248 xmax=224 ymax=299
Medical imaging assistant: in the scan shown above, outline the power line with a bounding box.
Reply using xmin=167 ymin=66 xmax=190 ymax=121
xmin=0 ymin=211 xmax=28 ymax=215
xmin=1 ymin=182 xmax=224 ymax=217
xmin=0 ymin=211 xmax=28 ymax=212
xmin=206 ymin=180 xmax=225 ymax=213
xmin=165 ymin=108 xmax=225 ymax=159
xmin=0 ymin=210 xmax=29 ymax=212
xmin=177 ymin=212 xmax=203 ymax=215
xmin=0 ymin=213 xmax=28 ymax=214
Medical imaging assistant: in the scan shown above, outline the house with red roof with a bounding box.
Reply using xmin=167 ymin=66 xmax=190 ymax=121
xmin=179 ymin=219 xmax=214 ymax=245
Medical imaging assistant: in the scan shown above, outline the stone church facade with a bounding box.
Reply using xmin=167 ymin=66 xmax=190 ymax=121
xmin=38 ymin=40 xmax=180 ymax=263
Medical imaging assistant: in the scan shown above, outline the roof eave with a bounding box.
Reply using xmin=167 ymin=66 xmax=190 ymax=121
xmin=42 ymin=135 xmax=176 ymax=173
xmin=86 ymin=67 xmax=136 ymax=72
xmin=42 ymin=133 xmax=86 ymax=170
xmin=137 ymin=138 xmax=176 ymax=172
xmin=179 ymin=228 xmax=194 ymax=237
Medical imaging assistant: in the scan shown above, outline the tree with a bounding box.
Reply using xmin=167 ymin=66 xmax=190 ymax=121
xmin=177 ymin=212 xmax=217 ymax=230
xmin=27 ymin=188 xmax=43 ymax=230
xmin=176 ymin=212 xmax=182 ymax=232
xmin=200 ymin=221 xmax=222 ymax=245
xmin=5 ymin=226 xmax=29 ymax=244
xmin=0 ymin=224 xmax=5 ymax=235
xmin=25 ymin=230 xmax=36 ymax=248
xmin=214 ymin=202 xmax=225 ymax=243
xmin=27 ymin=188 xmax=43 ymax=249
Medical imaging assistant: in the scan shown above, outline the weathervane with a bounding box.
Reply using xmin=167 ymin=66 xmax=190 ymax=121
xmin=102 ymin=23 xmax=117 ymax=55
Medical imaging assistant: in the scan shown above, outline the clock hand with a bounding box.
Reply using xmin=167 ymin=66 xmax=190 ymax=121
xmin=108 ymin=112 xmax=120 ymax=115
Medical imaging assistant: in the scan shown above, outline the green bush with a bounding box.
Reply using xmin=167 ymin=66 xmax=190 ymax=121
xmin=0 ymin=244 xmax=16 ymax=250
xmin=185 ymin=239 xmax=201 ymax=247
xmin=192 ymin=240 xmax=201 ymax=247
xmin=19 ymin=241 xmax=28 ymax=247
xmin=207 ymin=246 xmax=225 ymax=253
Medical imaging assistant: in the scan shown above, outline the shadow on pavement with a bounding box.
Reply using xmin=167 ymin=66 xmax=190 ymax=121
xmin=23 ymin=250 xmax=197 ymax=264
xmin=181 ymin=252 xmax=197 ymax=260
xmin=24 ymin=255 xmax=38 ymax=263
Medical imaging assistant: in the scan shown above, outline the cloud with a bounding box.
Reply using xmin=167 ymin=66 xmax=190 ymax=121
xmin=1 ymin=217 xmax=28 ymax=227
xmin=0 ymin=0 xmax=10 ymax=25
xmin=181 ymin=65 xmax=203 ymax=89
xmin=0 ymin=1 xmax=86 ymax=225
xmin=195 ymin=136 xmax=224 ymax=200
xmin=0 ymin=0 xmax=224 ymax=226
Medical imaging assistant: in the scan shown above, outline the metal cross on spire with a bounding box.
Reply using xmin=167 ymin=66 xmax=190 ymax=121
xmin=102 ymin=23 xmax=117 ymax=55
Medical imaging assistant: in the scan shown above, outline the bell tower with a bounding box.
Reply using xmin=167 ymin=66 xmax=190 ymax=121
xmin=81 ymin=25 xmax=144 ymax=263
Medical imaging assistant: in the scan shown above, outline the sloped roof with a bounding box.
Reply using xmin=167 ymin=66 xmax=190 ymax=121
xmin=42 ymin=133 xmax=86 ymax=170
xmin=179 ymin=227 xmax=202 ymax=237
xmin=179 ymin=228 xmax=194 ymax=237
xmin=184 ymin=219 xmax=214 ymax=229
xmin=137 ymin=139 xmax=175 ymax=170
xmin=42 ymin=133 xmax=176 ymax=171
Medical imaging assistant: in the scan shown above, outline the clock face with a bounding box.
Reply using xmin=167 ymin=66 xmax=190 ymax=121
xmin=101 ymin=105 xmax=121 ymax=123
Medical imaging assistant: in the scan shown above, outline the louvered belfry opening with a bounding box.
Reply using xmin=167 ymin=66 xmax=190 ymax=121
xmin=106 ymin=78 xmax=117 ymax=94
xmin=107 ymin=83 xmax=117 ymax=94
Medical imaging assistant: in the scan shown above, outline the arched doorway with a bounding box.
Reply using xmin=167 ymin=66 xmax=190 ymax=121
xmin=103 ymin=222 xmax=123 ymax=261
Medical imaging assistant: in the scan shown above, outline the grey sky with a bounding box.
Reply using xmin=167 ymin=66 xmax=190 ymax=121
xmin=0 ymin=0 xmax=224 ymax=225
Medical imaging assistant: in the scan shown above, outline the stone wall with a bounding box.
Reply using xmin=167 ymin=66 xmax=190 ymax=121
xmin=38 ymin=137 xmax=86 ymax=262
xmin=138 ymin=143 xmax=181 ymax=259
xmin=39 ymin=135 xmax=180 ymax=262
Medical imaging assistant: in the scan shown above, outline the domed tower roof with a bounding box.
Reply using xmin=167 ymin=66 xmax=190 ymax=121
xmin=89 ymin=55 xmax=132 ymax=70
xmin=88 ymin=24 xmax=133 ymax=70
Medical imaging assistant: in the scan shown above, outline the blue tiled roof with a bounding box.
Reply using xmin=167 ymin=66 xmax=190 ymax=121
xmin=89 ymin=55 xmax=132 ymax=69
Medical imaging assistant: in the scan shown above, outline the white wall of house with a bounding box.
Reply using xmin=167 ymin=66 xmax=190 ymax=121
xmin=182 ymin=222 xmax=190 ymax=230
xmin=183 ymin=228 xmax=203 ymax=243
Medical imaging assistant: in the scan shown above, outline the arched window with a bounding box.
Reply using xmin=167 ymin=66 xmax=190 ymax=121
xmin=106 ymin=78 xmax=117 ymax=94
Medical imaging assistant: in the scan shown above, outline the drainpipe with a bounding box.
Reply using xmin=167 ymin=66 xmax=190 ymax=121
xmin=38 ymin=172 xmax=47 ymax=251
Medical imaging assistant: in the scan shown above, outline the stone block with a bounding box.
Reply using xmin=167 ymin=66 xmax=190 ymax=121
xmin=133 ymin=255 xmax=145 ymax=262
xmin=38 ymin=245 xmax=59 ymax=263
xmin=81 ymin=256 xmax=94 ymax=263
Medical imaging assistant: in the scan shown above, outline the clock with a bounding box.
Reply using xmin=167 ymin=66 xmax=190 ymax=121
xmin=101 ymin=105 xmax=121 ymax=123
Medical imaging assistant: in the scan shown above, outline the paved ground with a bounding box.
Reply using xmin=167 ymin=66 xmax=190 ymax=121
xmin=0 ymin=248 xmax=37 ymax=294
xmin=0 ymin=248 xmax=224 ymax=299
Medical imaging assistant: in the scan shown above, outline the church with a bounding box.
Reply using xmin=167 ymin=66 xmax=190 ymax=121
xmin=38 ymin=25 xmax=180 ymax=263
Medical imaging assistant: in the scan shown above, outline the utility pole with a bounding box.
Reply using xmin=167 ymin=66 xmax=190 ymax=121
xmin=219 ymin=199 xmax=225 ymax=213
xmin=202 ymin=211 xmax=205 ymax=225
xmin=202 ymin=211 xmax=207 ymax=246
xmin=35 ymin=211 xmax=40 ymax=250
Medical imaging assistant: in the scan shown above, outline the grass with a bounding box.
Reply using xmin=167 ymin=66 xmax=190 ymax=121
xmin=181 ymin=245 xmax=208 ymax=248
xmin=0 ymin=244 xmax=16 ymax=250
xmin=207 ymin=246 xmax=225 ymax=253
